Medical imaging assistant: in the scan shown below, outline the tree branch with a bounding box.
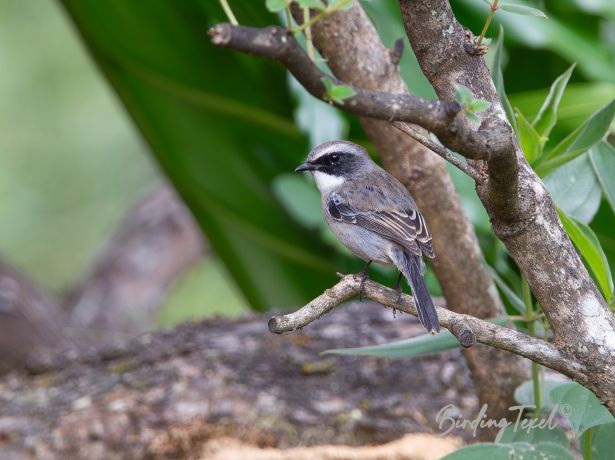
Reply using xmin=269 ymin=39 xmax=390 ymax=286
xmin=208 ymin=24 xmax=514 ymax=178
xmin=391 ymin=121 xmax=484 ymax=183
xmin=398 ymin=0 xmax=615 ymax=415
xmin=269 ymin=274 xmax=580 ymax=377
xmin=398 ymin=0 xmax=519 ymax=219
xmin=292 ymin=1 xmax=528 ymax=434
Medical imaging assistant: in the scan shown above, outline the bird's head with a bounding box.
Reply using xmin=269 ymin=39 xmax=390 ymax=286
xmin=295 ymin=140 xmax=371 ymax=193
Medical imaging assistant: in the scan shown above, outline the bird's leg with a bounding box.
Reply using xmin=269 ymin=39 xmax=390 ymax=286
xmin=394 ymin=271 xmax=403 ymax=303
xmin=359 ymin=260 xmax=372 ymax=301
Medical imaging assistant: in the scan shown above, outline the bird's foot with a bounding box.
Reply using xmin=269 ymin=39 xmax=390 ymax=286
xmin=394 ymin=285 xmax=402 ymax=304
xmin=359 ymin=260 xmax=372 ymax=301
xmin=394 ymin=271 xmax=403 ymax=304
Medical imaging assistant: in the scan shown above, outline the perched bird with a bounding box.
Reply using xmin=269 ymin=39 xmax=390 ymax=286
xmin=295 ymin=140 xmax=440 ymax=334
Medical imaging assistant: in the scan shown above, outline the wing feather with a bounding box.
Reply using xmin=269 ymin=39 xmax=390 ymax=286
xmin=329 ymin=196 xmax=434 ymax=258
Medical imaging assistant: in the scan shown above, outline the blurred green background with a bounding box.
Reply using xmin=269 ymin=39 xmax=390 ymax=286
xmin=0 ymin=0 xmax=249 ymax=324
xmin=1 ymin=0 xmax=614 ymax=328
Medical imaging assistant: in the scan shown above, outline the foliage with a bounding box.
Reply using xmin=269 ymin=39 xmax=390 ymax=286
xmin=59 ymin=0 xmax=615 ymax=328
xmin=321 ymin=77 xmax=356 ymax=105
xmin=321 ymin=317 xmax=509 ymax=358
xmin=16 ymin=0 xmax=615 ymax=450
xmin=60 ymin=0 xmax=341 ymax=312
xmin=442 ymin=380 xmax=615 ymax=458
xmin=454 ymin=84 xmax=491 ymax=123
xmin=441 ymin=442 xmax=573 ymax=460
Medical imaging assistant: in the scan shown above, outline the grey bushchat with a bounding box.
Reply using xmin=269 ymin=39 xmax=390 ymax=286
xmin=295 ymin=140 xmax=440 ymax=334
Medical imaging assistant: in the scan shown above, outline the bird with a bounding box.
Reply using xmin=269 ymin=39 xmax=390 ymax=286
xmin=295 ymin=140 xmax=440 ymax=334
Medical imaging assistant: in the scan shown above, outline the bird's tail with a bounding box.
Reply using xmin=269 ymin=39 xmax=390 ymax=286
xmin=394 ymin=249 xmax=440 ymax=335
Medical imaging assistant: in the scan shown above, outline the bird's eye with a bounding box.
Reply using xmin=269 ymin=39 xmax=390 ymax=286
xmin=329 ymin=153 xmax=340 ymax=164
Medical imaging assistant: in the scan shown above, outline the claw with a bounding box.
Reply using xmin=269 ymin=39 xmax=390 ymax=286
xmin=359 ymin=260 xmax=372 ymax=301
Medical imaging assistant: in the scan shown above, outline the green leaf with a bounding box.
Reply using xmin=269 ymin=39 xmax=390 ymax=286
xmin=510 ymin=83 xmax=615 ymax=135
xmin=272 ymin=174 xmax=323 ymax=229
xmin=464 ymin=111 xmax=482 ymax=124
xmin=467 ymin=99 xmax=490 ymax=113
xmin=328 ymin=84 xmax=356 ymax=104
xmin=441 ymin=442 xmax=573 ymax=460
xmin=321 ymin=76 xmax=334 ymax=92
xmin=549 ymin=382 xmax=614 ymax=437
xmin=329 ymin=0 xmax=354 ymax=11
xmin=589 ymin=141 xmax=615 ymax=215
xmin=497 ymin=424 xmax=569 ymax=447
xmin=322 ymin=317 xmax=509 ymax=358
xmin=265 ymin=0 xmax=288 ymax=13
xmin=514 ymin=379 xmax=569 ymax=411
xmin=543 ymin=154 xmax=601 ymax=223
xmin=580 ymin=422 xmax=615 ymax=460
xmin=455 ymin=84 xmax=474 ymax=107
xmin=490 ymin=27 xmax=518 ymax=133
xmin=500 ymin=3 xmax=548 ymax=19
xmin=532 ymin=64 xmax=575 ymax=143
xmin=558 ymin=209 xmax=614 ymax=301
xmin=321 ymin=76 xmax=356 ymax=104
xmin=459 ymin=0 xmax=614 ymax=84
xmin=516 ymin=110 xmax=542 ymax=163
xmin=535 ymin=99 xmax=615 ymax=176
xmin=61 ymin=0 xmax=340 ymax=311
xmin=296 ymin=0 xmax=326 ymax=10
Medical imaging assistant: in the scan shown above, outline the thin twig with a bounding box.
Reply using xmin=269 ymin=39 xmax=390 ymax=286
xmin=208 ymin=24 xmax=509 ymax=159
xmin=268 ymin=273 xmax=581 ymax=377
xmin=209 ymin=23 xmax=519 ymax=219
xmin=218 ymin=0 xmax=238 ymax=26
xmin=292 ymin=0 xmax=352 ymax=34
xmin=392 ymin=121 xmax=484 ymax=183
xmin=303 ymin=8 xmax=314 ymax=61
xmin=476 ymin=0 xmax=499 ymax=46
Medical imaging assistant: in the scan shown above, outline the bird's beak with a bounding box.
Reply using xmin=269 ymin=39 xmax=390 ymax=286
xmin=294 ymin=161 xmax=316 ymax=172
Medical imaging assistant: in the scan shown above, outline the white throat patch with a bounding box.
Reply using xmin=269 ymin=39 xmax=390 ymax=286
xmin=313 ymin=171 xmax=345 ymax=194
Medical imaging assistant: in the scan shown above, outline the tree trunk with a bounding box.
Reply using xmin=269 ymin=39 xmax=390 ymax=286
xmin=400 ymin=0 xmax=615 ymax=412
xmin=301 ymin=2 xmax=528 ymax=436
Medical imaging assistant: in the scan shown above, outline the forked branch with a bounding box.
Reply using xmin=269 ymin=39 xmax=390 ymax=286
xmin=208 ymin=24 xmax=515 ymax=187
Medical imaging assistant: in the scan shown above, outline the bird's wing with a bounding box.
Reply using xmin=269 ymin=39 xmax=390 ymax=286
xmin=328 ymin=193 xmax=434 ymax=258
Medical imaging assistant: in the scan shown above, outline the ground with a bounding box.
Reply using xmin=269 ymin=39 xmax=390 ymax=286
xmin=0 ymin=301 xmax=478 ymax=459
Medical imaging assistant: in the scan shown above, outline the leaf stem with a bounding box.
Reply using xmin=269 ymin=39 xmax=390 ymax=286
xmin=508 ymin=313 xmax=545 ymax=322
xmin=584 ymin=428 xmax=592 ymax=460
xmin=285 ymin=6 xmax=292 ymax=29
xmin=293 ymin=0 xmax=352 ymax=34
xmin=218 ymin=0 xmax=238 ymax=26
xmin=476 ymin=0 xmax=499 ymax=46
xmin=303 ymin=8 xmax=314 ymax=61
xmin=522 ymin=277 xmax=542 ymax=417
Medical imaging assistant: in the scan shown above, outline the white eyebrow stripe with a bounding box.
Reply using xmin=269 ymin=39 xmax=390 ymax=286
xmin=311 ymin=143 xmax=347 ymax=161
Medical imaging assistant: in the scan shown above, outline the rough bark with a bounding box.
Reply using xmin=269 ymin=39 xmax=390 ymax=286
xmin=209 ymin=0 xmax=615 ymax=415
xmin=0 ymin=305 xmax=478 ymax=459
xmin=297 ymin=3 xmax=528 ymax=433
xmin=270 ymin=274 xmax=575 ymax=375
xmin=209 ymin=24 xmax=510 ymax=166
xmin=67 ymin=185 xmax=205 ymax=336
xmin=400 ymin=0 xmax=615 ymax=414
